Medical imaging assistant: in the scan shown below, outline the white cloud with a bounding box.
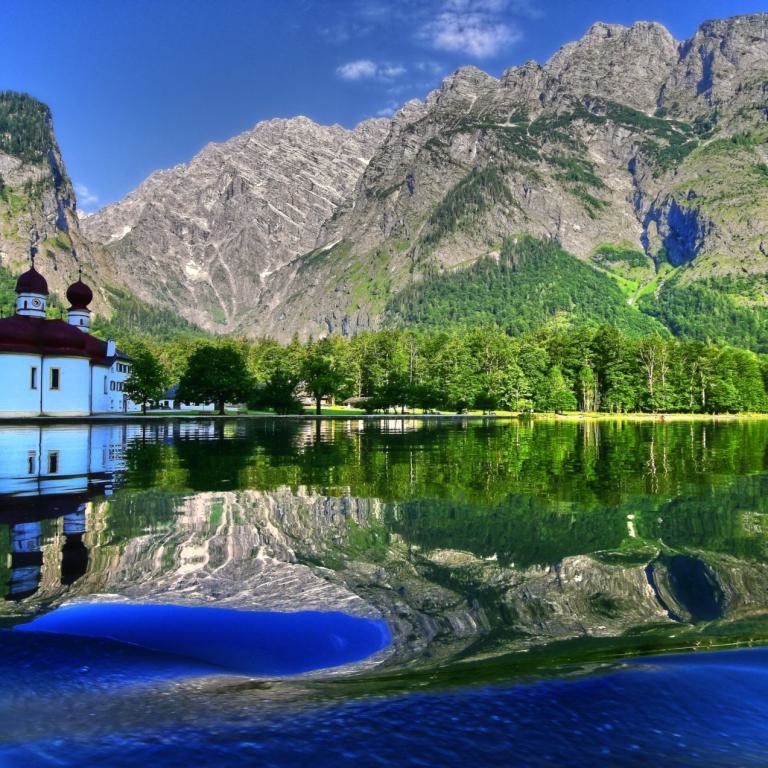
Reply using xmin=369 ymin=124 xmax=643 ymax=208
xmin=337 ymin=60 xmax=378 ymax=80
xmin=379 ymin=64 xmax=407 ymax=78
xmin=422 ymin=1 xmax=521 ymax=58
xmin=75 ymin=183 xmax=99 ymax=209
xmin=414 ymin=60 xmax=444 ymax=75
xmin=336 ymin=60 xmax=408 ymax=82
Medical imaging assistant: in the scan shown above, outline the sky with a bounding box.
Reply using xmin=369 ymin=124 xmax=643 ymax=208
xmin=0 ymin=0 xmax=761 ymax=211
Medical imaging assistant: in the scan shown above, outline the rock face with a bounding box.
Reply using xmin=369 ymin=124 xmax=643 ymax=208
xmin=82 ymin=117 xmax=390 ymax=333
xmin=0 ymin=93 xmax=111 ymax=311
xmin=85 ymin=13 xmax=768 ymax=340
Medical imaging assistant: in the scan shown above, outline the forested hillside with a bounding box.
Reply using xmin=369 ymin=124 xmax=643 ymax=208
xmin=386 ymin=237 xmax=666 ymax=338
xmin=385 ymin=236 xmax=768 ymax=353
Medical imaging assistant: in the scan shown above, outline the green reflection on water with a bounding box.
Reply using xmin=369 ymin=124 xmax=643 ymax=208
xmin=4 ymin=417 xmax=768 ymax=684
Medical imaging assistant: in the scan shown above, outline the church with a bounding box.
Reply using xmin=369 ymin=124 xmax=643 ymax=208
xmin=0 ymin=255 xmax=138 ymax=416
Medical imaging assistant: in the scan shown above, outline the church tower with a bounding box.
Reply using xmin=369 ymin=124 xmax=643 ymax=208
xmin=65 ymin=265 xmax=94 ymax=333
xmin=15 ymin=247 xmax=49 ymax=318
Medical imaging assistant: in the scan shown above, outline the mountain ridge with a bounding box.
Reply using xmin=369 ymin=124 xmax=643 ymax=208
xmin=75 ymin=12 xmax=768 ymax=342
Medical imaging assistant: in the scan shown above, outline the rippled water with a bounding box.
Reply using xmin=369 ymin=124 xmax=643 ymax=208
xmin=2 ymin=418 xmax=768 ymax=764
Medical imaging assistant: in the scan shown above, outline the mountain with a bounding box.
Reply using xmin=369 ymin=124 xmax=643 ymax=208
xmin=85 ymin=13 xmax=768 ymax=344
xmin=0 ymin=92 xmax=111 ymax=313
xmin=82 ymin=117 xmax=390 ymax=333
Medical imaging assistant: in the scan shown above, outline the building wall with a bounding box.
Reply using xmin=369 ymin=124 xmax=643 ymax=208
xmin=107 ymin=359 xmax=139 ymax=412
xmin=0 ymin=350 xmax=138 ymax=416
xmin=0 ymin=353 xmax=44 ymax=416
xmin=91 ymin=365 xmax=111 ymax=414
xmin=40 ymin=357 xmax=91 ymax=416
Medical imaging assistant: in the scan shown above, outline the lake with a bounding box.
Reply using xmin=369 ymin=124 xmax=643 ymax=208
xmin=2 ymin=417 xmax=768 ymax=765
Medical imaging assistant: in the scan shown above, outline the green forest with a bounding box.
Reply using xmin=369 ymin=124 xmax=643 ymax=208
xmin=123 ymin=323 xmax=768 ymax=415
xmin=0 ymin=92 xmax=53 ymax=164
xmin=387 ymin=236 xmax=768 ymax=351
xmin=387 ymin=236 xmax=665 ymax=336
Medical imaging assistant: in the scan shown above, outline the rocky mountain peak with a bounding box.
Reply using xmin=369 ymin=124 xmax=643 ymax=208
xmin=545 ymin=19 xmax=678 ymax=112
xmin=664 ymin=13 xmax=768 ymax=119
xmin=82 ymin=114 xmax=390 ymax=333
xmin=428 ymin=66 xmax=499 ymax=109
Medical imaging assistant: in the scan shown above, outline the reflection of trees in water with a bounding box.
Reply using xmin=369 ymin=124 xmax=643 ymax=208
xmin=118 ymin=419 xmax=768 ymax=506
xmin=92 ymin=419 xmax=768 ymax=577
xmin=388 ymin=472 xmax=768 ymax=569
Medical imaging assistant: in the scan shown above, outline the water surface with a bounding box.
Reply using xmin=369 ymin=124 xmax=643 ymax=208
xmin=2 ymin=418 xmax=768 ymax=763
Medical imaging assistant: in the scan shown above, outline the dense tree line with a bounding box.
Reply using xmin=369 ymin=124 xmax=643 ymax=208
xmin=124 ymin=323 xmax=768 ymax=415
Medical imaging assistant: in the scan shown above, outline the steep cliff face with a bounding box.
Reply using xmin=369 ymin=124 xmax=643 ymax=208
xmin=85 ymin=13 xmax=768 ymax=341
xmin=82 ymin=117 xmax=390 ymax=333
xmin=0 ymin=93 xmax=111 ymax=311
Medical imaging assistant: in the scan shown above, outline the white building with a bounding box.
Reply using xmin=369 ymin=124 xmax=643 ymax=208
xmin=0 ymin=260 xmax=139 ymax=416
xmin=155 ymin=384 xmax=215 ymax=412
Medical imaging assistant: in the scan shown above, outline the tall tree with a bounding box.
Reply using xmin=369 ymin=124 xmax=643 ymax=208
xmin=301 ymin=337 xmax=353 ymax=414
xmin=123 ymin=347 xmax=168 ymax=414
xmin=538 ymin=366 xmax=577 ymax=413
xmin=177 ymin=344 xmax=253 ymax=414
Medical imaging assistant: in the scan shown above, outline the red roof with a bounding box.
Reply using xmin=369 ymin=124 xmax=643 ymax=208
xmin=0 ymin=315 xmax=109 ymax=363
xmin=15 ymin=267 xmax=49 ymax=296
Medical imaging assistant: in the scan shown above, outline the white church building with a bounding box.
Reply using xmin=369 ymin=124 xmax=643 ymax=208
xmin=0 ymin=258 xmax=139 ymax=416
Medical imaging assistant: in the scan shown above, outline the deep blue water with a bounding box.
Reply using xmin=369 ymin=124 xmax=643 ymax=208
xmin=3 ymin=648 xmax=768 ymax=767
xmin=14 ymin=604 xmax=391 ymax=676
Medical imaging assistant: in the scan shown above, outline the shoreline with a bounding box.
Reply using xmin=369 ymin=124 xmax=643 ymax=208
xmin=2 ymin=411 xmax=768 ymax=425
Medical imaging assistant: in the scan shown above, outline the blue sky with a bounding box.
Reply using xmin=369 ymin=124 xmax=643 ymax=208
xmin=0 ymin=0 xmax=760 ymax=210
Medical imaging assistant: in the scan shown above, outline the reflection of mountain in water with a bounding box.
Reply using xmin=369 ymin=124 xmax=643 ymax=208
xmin=3 ymin=419 xmax=768 ymax=664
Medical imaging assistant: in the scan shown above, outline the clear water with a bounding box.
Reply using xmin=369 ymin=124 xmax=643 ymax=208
xmin=2 ymin=418 xmax=768 ymax=765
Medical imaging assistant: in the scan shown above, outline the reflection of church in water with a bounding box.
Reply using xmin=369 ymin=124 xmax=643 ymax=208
xmin=0 ymin=424 xmax=138 ymax=602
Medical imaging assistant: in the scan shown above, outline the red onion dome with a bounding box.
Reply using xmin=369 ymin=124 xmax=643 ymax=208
xmin=66 ymin=278 xmax=93 ymax=310
xmin=15 ymin=266 xmax=49 ymax=296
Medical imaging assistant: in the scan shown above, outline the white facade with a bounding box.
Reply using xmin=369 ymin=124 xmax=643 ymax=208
xmin=0 ymin=265 xmax=140 ymax=417
xmin=0 ymin=353 xmax=139 ymax=416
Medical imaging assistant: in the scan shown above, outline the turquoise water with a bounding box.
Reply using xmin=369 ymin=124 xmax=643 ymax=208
xmin=2 ymin=418 xmax=768 ymax=764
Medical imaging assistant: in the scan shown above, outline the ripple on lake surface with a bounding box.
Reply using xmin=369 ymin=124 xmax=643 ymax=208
xmin=2 ymin=648 xmax=768 ymax=767
xmin=15 ymin=603 xmax=391 ymax=676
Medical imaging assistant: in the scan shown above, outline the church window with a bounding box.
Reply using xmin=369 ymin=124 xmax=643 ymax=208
xmin=103 ymin=376 xmax=108 ymax=395
xmin=50 ymin=368 xmax=60 ymax=390
xmin=47 ymin=451 xmax=59 ymax=475
xmin=27 ymin=452 xmax=36 ymax=474
xmin=30 ymin=367 xmax=37 ymax=389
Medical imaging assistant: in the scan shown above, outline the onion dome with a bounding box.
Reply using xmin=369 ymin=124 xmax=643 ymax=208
xmin=66 ymin=278 xmax=93 ymax=310
xmin=15 ymin=266 xmax=49 ymax=296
